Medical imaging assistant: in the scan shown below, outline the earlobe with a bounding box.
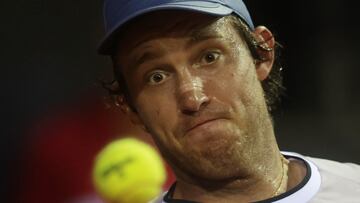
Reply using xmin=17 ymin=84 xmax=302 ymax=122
xmin=115 ymin=95 xmax=146 ymax=129
xmin=114 ymin=95 xmax=130 ymax=113
xmin=253 ymin=26 xmax=275 ymax=81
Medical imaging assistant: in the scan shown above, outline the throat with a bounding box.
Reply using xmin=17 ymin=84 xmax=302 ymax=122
xmin=271 ymin=156 xmax=290 ymax=196
xmin=170 ymin=156 xmax=302 ymax=203
xmin=172 ymin=178 xmax=264 ymax=203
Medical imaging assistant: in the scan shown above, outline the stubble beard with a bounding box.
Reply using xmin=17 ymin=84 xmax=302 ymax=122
xmin=177 ymin=127 xmax=254 ymax=181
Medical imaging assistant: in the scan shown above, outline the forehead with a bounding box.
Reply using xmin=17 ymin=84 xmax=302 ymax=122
xmin=114 ymin=11 xmax=238 ymax=54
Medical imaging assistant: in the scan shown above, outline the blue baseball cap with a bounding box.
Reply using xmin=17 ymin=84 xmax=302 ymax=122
xmin=98 ymin=0 xmax=255 ymax=55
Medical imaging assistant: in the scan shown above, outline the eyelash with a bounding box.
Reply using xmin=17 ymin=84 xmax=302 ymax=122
xmin=199 ymin=50 xmax=221 ymax=65
xmin=146 ymin=70 xmax=170 ymax=85
xmin=143 ymin=50 xmax=221 ymax=85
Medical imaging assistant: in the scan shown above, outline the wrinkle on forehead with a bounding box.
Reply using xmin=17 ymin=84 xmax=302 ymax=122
xmin=119 ymin=11 xmax=219 ymax=50
xmin=115 ymin=12 xmax=251 ymax=76
xmin=113 ymin=11 xmax=218 ymax=74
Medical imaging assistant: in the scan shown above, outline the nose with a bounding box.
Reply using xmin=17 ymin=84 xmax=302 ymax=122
xmin=177 ymin=72 xmax=210 ymax=114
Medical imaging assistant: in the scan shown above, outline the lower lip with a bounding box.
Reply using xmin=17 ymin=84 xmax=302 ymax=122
xmin=186 ymin=119 xmax=227 ymax=136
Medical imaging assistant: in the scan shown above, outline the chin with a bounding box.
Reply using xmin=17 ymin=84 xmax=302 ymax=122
xmin=188 ymin=125 xmax=244 ymax=151
xmin=189 ymin=160 xmax=246 ymax=182
xmin=184 ymin=141 xmax=248 ymax=179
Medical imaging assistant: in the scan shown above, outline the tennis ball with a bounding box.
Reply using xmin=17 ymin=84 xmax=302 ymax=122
xmin=93 ymin=137 xmax=166 ymax=203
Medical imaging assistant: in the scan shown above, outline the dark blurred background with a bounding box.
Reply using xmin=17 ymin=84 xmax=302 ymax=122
xmin=1 ymin=0 xmax=360 ymax=202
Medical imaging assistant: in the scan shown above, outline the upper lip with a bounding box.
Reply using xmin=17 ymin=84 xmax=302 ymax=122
xmin=185 ymin=117 xmax=224 ymax=133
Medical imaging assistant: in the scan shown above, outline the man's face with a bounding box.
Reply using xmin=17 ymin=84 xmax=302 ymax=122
xmin=114 ymin=11 xmax=275 ymax=180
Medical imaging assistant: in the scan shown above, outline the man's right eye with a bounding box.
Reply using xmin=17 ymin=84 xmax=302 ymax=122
xmin=147 ymin=71 xmax=169 ymax=85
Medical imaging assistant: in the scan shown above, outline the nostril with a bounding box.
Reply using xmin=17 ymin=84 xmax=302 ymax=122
xmin=197 ymin=94 xmax=210 ymax=108
xmin=180 ymin=91 xmax=210 ymax=114
xmin=177 ymin=74 xmax=209 ymax=114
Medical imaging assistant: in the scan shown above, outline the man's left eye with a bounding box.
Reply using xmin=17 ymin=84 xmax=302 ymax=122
xmin=200 ymin=51 xmax=220 ymax=64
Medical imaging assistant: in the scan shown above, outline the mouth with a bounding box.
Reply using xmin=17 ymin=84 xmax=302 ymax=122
xmin=186 ymin=118 xmax=224 ymax=133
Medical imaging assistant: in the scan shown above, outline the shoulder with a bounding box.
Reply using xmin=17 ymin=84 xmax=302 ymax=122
xmin=149 ymin=192 xmax=167 ymax=203
xmin=306 ymin=156 xmax=360 ymax=203
xmin=307 ymin=156 xmax=360 ymax=183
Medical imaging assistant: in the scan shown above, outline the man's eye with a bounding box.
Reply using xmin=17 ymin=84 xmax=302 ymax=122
xmin=201 ymin=51 xmax=220 ymax=64
xmin=147 ymin=71 xmax=168 ymax=85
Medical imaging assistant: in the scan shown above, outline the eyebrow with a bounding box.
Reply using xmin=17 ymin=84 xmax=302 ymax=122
xmin=187 ymin=27 xmax=223 ymax=48
xmin=132 ymin=50 xmax=165 ymax=71
xmin=129 ymin=28 xmax=223 ymax=72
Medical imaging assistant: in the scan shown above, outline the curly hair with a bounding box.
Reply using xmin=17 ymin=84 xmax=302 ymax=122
xmin=103 ymin=14 xmax=284 ymax=112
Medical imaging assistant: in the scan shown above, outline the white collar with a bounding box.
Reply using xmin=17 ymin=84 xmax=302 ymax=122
xmin=161 ymin=151 xmax=321 ymax=203
xmin=265 ymin=151 xmax=321 ymax=203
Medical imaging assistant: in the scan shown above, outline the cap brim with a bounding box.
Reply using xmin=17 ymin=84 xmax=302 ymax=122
xmin=97 ymin=1 xmax=233 ymax=55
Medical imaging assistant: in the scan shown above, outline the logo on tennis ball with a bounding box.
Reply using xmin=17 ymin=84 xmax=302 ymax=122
xmin=101 ymin=157 xmax=134 ymax=178
xmin=93 ymin=138 xmax=166 ymax=203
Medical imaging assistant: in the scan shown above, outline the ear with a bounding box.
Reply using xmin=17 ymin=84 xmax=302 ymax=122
xmin=114 ymin=95 xmax=146 ymax=130
xmin=253 ymin=26 xmax=275 ymax=81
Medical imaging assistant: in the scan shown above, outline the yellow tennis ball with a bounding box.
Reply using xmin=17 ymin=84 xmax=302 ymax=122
xmin=92 ymin=137 xmax=166 ymax=203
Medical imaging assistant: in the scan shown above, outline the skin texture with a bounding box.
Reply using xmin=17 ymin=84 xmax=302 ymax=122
xmin=112 ymin=11 xmax=306 ymax=202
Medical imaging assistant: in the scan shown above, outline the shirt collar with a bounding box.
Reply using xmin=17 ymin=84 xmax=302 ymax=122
xmin=161 ymin=151 xmax=321 ymax=203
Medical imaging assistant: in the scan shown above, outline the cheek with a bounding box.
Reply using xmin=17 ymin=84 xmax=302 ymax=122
xmin=230 ymin=57 xmax=261 ymax=101
xmin=204 ymin=55 xmax=264 ymax=126
xmin=135 ymin=89 xmax=179 ymax=138
xmin=209 ymin=55 xmax=258 ymax=102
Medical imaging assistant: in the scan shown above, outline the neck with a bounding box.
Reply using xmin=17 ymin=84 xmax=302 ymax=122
xmin=172 ymin=154 xmax=293 ymax=203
